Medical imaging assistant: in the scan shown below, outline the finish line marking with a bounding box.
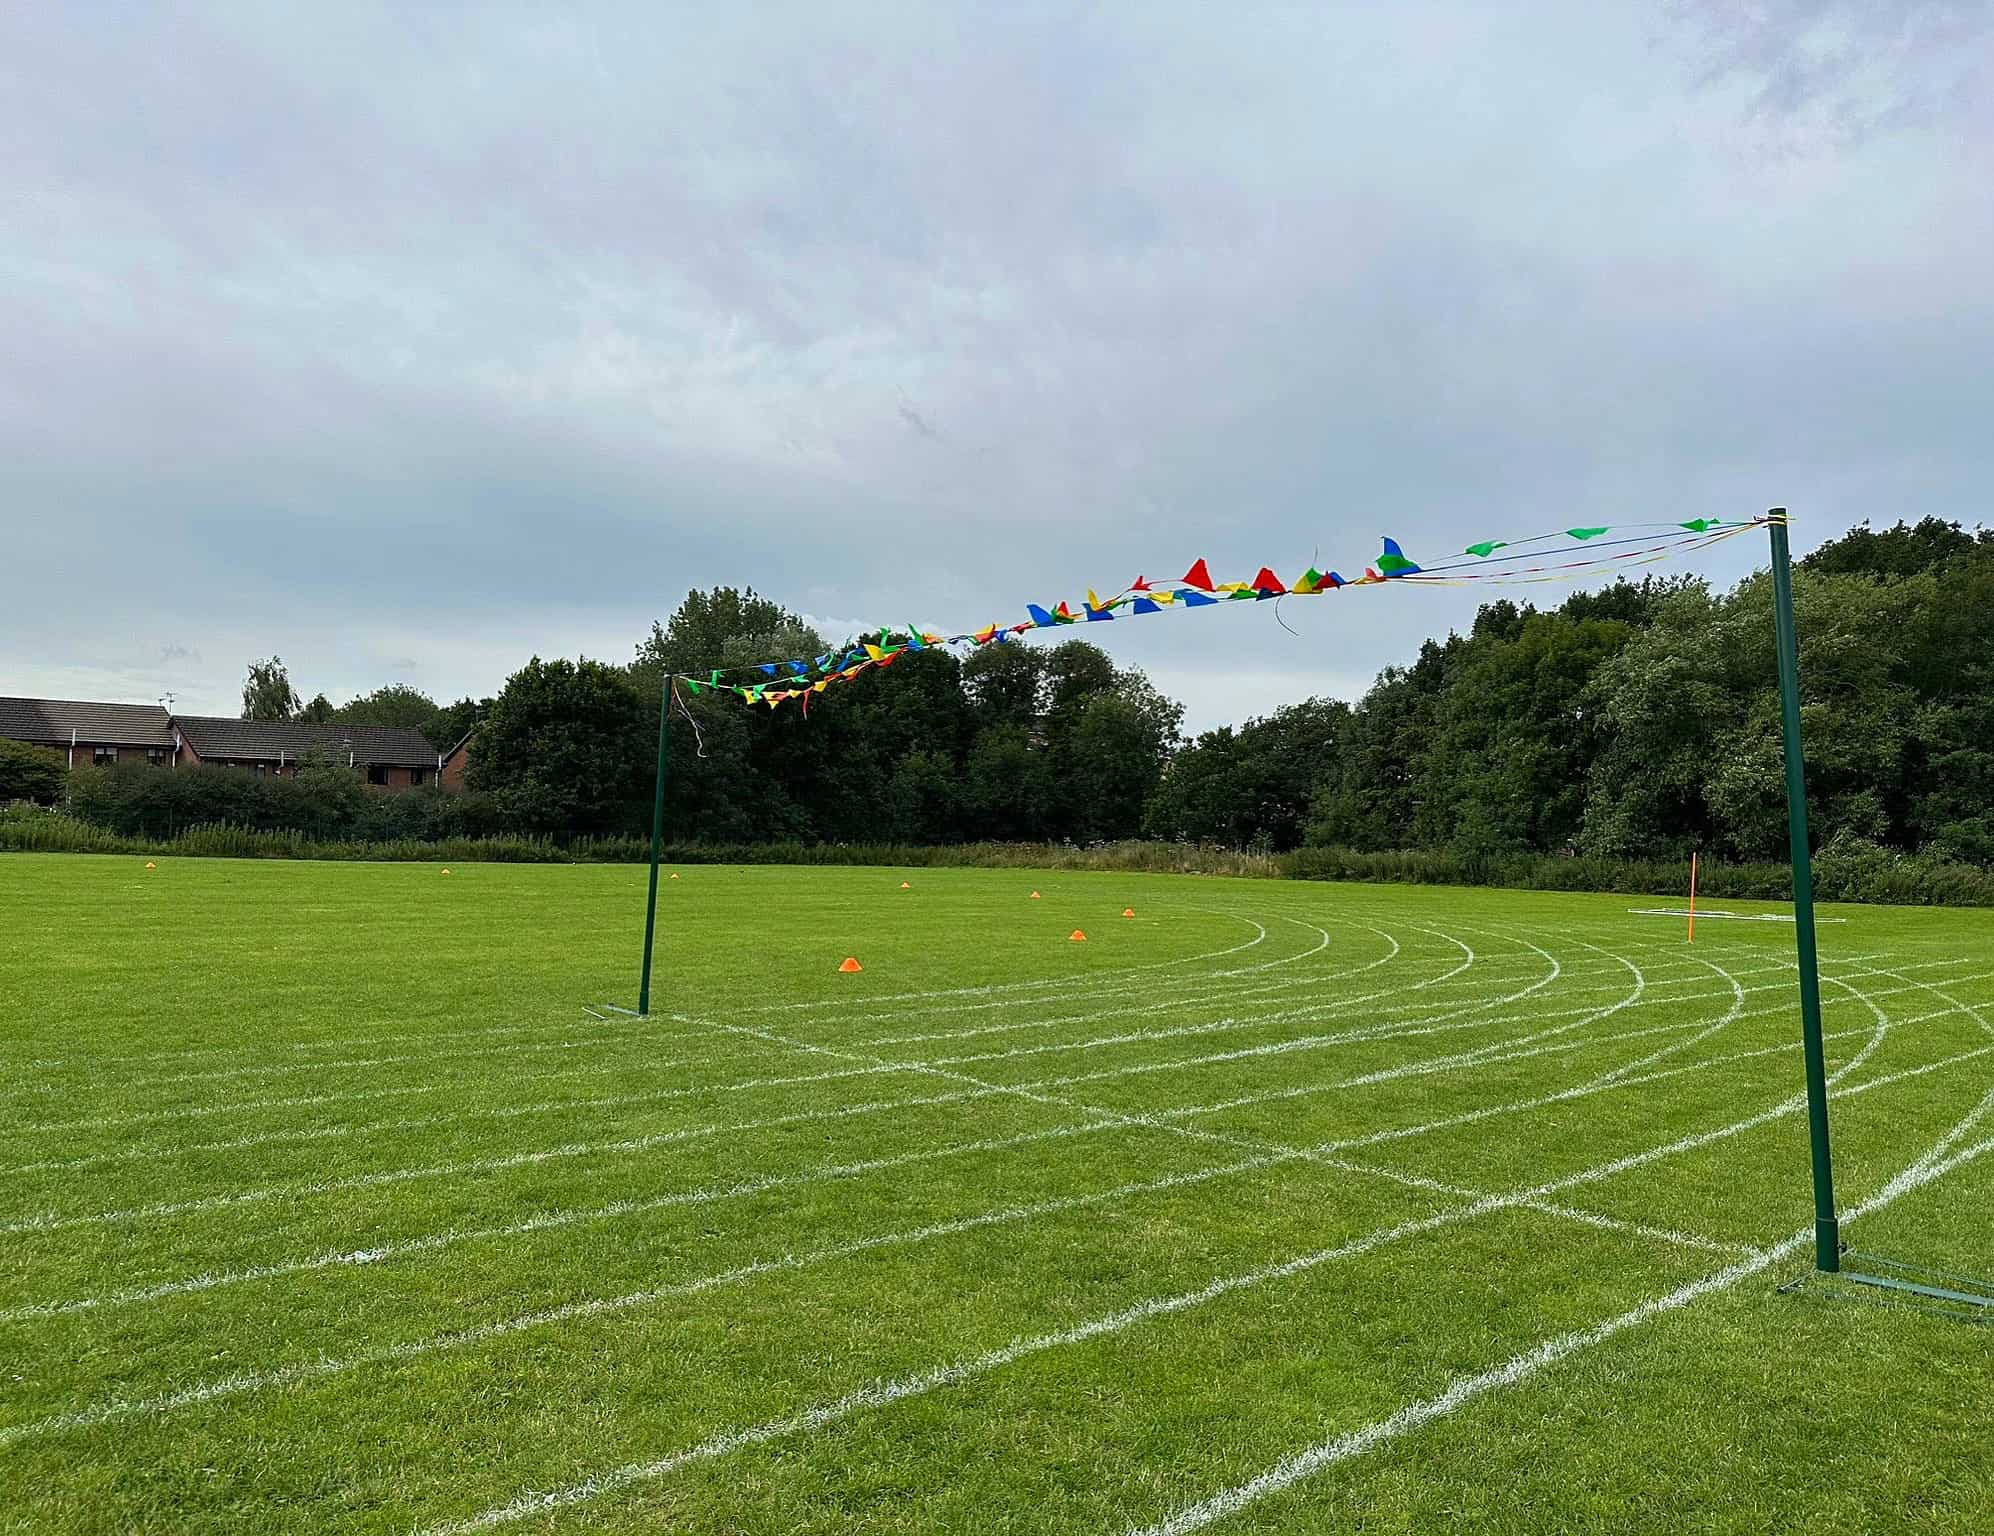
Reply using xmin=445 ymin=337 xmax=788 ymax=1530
xmin=1628 ymin=909 xmax=1847 ymax=924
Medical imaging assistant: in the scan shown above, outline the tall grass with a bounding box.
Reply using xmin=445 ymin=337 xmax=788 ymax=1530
xmin=5 ymin=805 xmax=1990 ymax=906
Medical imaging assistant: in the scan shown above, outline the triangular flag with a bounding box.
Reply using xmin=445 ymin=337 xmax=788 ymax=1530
xmin=1130 ymin=574 xmax=1151 ymax=590
xmin=1251 ymin=567 xmax=1286 ymax=595
xmin=974 ymin=625 xmax=997 ymax=644
xmin=759 ymin=663 xmax=777 ymax=677
xmin=1179 ymin=589 xmax=1219 ymax=607
xmin=1376 ymin=538 xmax=1422 ymax=576
xmin=1291 ymin=568 xmax=1323 ymax=595
xmin=864 ymin=643 xmax=887 ymax=662
xmin=788 ymin=661 xmax=808 ymax=676
xmin=1182 ymin=558 xmax=1215 ymax=590
xmin=1151 ymin=589 xmax=1176 ymax=605
xmin=1086 ymin=604 xmax=1114 ymax=621
xmin=1679 ymin=518 xmax=1720 ymax=533
xmin=1566 ymin=527 xmax=1608 ymax=541
xmin=1464 ymin=539 xmax=1507 ymax=558
xmin=1132 ymin=596 xmax=1161 ymax=614
xmin=904 ymin=627 xmax=926 ymax=650
xmin=1322 ymin=570 xmax=1347 ymax=588
xmin=1027 ymin=604 xmax=1056 ymax=626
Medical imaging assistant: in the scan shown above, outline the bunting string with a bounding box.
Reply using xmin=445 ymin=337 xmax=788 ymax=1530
xmin=680 ymin=514 xmax=1776 ymax=710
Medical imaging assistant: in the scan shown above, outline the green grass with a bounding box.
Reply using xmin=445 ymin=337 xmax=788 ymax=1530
xmin=2 ymin=852 xmax=1991 ymax=1535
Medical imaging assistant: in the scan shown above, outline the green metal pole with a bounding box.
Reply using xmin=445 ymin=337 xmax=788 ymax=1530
xmin=1768 ymin=510 xmax=1841 ymax=1272
xmin=637 ymin=673 xmax=673 ymax=1018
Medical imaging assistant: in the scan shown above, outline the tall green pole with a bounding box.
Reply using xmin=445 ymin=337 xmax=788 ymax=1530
xmin=1768 ymin=510 xmax=1840 ymax=1273
xmin=637 ymin=672 xmax=673 ymax=1018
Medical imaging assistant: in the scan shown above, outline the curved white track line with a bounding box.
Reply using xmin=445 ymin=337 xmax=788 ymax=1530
xmin=405 ymin=1047 xmax=1994 ymax=1536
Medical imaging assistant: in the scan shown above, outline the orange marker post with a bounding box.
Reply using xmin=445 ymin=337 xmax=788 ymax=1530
xmin=1688 ymin=850 xmax=1698 ymax=945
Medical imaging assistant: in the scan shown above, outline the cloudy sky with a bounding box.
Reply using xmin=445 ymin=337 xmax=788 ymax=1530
xmin=3 ymin=2 xmax=1988 ymax=729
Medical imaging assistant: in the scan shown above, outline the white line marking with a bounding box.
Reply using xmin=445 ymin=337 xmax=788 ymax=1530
xmin=413 ymin=1077 xmax=1994 ymax=1536
xmin=1121 ymin=1123 xmax=1994 ymax=1536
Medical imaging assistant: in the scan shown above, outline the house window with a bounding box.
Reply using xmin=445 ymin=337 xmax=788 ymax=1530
xmin=410 ymin=767 xmax=428 ymax=787
xmin=147 ymin=748 xmax=167 ymax=767
xmin=367 ymin=764 xmax=390 ymax=786
xmin=253 ymin=762 xmax=267 ymax=777
xmin=93 ymin=746 xmax=117 ymax=766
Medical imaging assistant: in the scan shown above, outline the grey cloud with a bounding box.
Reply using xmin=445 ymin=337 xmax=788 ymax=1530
xmin=1 ymin=3 xmax=1989 ymax=730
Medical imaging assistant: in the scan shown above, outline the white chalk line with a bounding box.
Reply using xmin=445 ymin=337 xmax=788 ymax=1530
xmin=2 ymin=985 xmax=1843 ymax=1321
xmin=1121 ymin=1111 xmax=1994 ymax=1536
xmin=0 ymin=929 xmax=1558 ymax=1227
xmin=0 ymin=1148 xmax=1305 ymax=1447
xmin=0 ymin=908 xmax=1329 ymax=1115
xmin=8 ymin=936 xmax=1961 ymax=1142
xmin=15 ymin=949 xmax=1981 ymax=1232
xmin=411 ymin=1044 xmax=1994 ymax=1536
xmin=7 ymin=963 xmax=1982 ymax=1461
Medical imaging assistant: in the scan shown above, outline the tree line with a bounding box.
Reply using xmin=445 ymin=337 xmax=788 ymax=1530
xmin=11 ymin=518 xmax=1989 ymax=868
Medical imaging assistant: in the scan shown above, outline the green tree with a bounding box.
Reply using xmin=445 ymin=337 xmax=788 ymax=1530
xmin=468 ymin=658 xmax=651 ymax=835
xmin=333 ymin=684 xmax=440 ymax=731
xmin=0 ymin=738 xmax=66 ymax=804
xmin=241 ymin=657 xmax=301 ymax=721
xmin=427 ymin=696 xmax=493 ymax=754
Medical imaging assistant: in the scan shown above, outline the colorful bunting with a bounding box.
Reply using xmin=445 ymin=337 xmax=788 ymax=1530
xmin=677 ymin=517 xmax=1772 ymax=713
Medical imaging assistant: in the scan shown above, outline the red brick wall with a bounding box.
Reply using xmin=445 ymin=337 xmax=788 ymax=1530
xmin=31 ymin=741 xmax=174 ymax=769
xmin=439 ymin=742 xmax=471 ymax=791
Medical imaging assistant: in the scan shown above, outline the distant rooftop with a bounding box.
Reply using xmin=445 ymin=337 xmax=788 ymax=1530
xmin=172 ymin=715 xmax=438 ymax=767
xmin=0 ymin=697 xmax=175 ymax=748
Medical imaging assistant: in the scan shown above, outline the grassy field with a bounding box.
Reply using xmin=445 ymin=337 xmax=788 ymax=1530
xmin=2 ymin=852 xmax=1990 ymax=1535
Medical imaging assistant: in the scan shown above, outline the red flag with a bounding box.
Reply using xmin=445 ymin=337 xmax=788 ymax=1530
xmin=1130 ymin=574 xmax=1151 ymax=591
xmin=1251 ymin=566 xmax=1286 ymax=595
xmin=1182 ymin=558 xmax=1215 ymax=591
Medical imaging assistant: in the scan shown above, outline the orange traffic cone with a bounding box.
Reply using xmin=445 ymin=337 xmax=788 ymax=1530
xmin=1070 ymin=930 xmax=1088 ymax=942
xmin=669 ymin=872 xmax=680 ymax=881
xmin=440 ymin=868 xmax=451 ymax=876
xmin=838 ymin=957 xmax=863 ymax=973
xmin=899 ymin=881 xmax=911 ymax=889
xmin=144 ymin=861 xmax=157 ymax=870
xmin=1030 ymin=891 xmax=1041 ymax=900
xmin=1122 ymin=907 xmax=1135 ymax=918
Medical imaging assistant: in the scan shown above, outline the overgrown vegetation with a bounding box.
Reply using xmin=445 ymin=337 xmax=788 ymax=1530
xmin=9 ymin=806 xmax=1993 ymax=906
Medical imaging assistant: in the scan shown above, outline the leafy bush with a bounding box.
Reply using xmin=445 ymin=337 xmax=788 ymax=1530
xmin=0 ymin=738 xmax=66 ymax=805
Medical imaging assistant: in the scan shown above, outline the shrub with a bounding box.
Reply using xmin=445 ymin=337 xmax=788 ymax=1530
xmin=0 ymin=738 xmax=67 ymax=805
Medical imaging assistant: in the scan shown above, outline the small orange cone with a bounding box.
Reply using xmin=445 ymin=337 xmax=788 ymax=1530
xmin=440 ymin=868 xmax=451 ymax=876
xmin=1123 ymin=907 xmax=1135 ymax=918
xmin=839 ymin=957 xmax=863 ymax=973
xmin=1030 ymin=891 xmax=1041 ymax=900
xmin=144 ymin=861 xmax=157 ymax=870
xmin=899 ymin=881 xmax=911 ymax=889
xmin=669 ymin=872 xmax=680 ymax=881
xmin=1070 ymin=930 xmax=1088 ymax=942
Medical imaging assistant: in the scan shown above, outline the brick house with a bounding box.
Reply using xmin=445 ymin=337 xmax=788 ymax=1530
xmin=1 ymin=698 xmax=454 ymax=791
xmin=0 ymin=698 xmax=177 ymax=770
xmin=171 ymin=716 xmax=446 ymax=788
xmin=438 ymin=731 xmax=476 ymax=791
